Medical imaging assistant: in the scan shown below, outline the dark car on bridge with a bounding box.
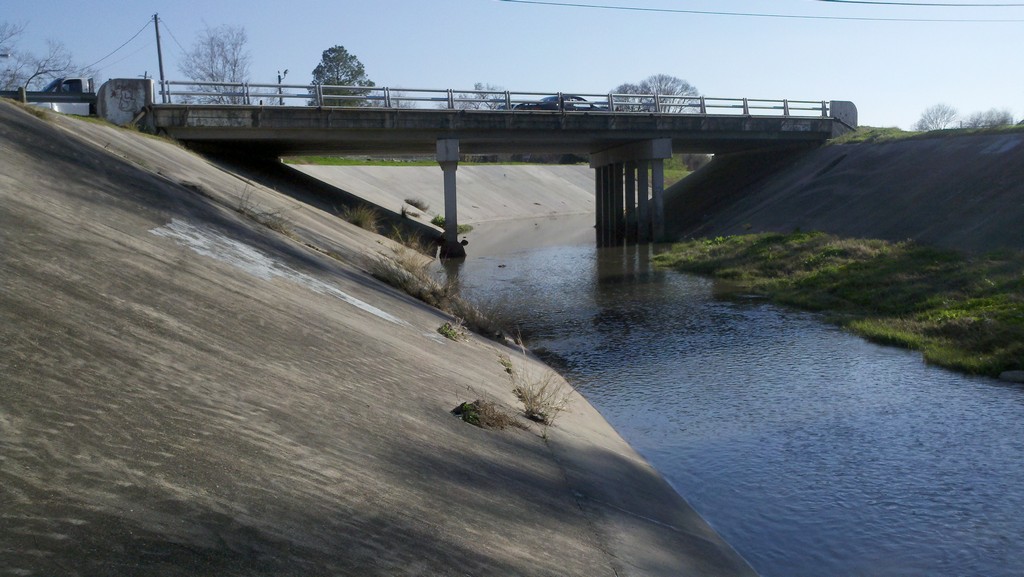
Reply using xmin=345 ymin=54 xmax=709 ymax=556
xmin=515 ymin=95 xmax=607 ymax=112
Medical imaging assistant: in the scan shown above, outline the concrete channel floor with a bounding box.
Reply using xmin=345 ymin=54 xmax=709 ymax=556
xmin=0 ymin=100 xmax=757 ymax=577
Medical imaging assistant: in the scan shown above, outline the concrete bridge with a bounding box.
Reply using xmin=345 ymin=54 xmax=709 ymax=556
xmin=113 ymin=79 xmax=857 ymax=256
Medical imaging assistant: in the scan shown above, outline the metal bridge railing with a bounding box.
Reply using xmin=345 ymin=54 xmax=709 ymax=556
xmin=158 ymin=80 xmax=832 ymax=118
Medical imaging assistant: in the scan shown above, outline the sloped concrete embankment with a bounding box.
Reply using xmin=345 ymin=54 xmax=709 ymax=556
xmin=665 ymin=132 xmax=1024 ymax=253
xmin=291 ymin=164 xmax=595 ymax=223
xmin=0 ymin=100 xmax=755 ymax=577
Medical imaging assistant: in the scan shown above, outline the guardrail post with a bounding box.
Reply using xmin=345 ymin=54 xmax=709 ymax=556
xmin=699 ymin=96 xmax=706 ymax=114
xmin=742 ymin=98 xmax=750 ymax=115
xmin=607 ymin=93 xmax=614 ymax=112
xmin=447 ymin=89 xmax=454 ymax=109
xmin=783 ymin=99 xmax=790 ymax=116
xmin=17 ymin=86 xmax=26 ymax=104
xmin=504 ymin=90 xmax=511 ymax=110
xmin=383 ymin=87 xmax=391 ymax=108
xmin=821 ymin=100 xmax=828 ymax=117
xmin=654 ymin=94 xmax=662 ymax=113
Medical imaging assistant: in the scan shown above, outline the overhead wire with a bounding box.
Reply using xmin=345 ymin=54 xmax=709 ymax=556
xmin=812 ymin=0 xmax=1024 ymax=6
xmin=81 ymin=18 xmax=152 ymax=71
xmin=94 ymin=42 xmax=154 ymax=73
xmin=158 ymin=18 xmax=189 ymax=56
xmin=497 ymin=0 xmax=1024 ymax=21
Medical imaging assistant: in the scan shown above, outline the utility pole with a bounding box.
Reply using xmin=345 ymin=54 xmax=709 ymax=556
xmin=154 ymin=14 xmax=167 ymax=103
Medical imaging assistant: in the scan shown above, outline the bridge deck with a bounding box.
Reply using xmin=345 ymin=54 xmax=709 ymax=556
xmin=148 ymin=105 xmax=847 ymax=157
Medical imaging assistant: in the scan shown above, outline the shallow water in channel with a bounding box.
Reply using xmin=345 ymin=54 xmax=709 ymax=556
xmin=454 ymin=228 xmax=1024 ymax=577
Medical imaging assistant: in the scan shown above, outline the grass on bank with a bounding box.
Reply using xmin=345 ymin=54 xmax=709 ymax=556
xmin=340 ymin=204 xmax=380 ymax=232
xmin=429 ymin=215 xmax=474 ymax=234
xmin=366 ymin=242 xmax=510 ymax=340
xmin=663 ymin=155 xmax=694 ymax=187
xmin=829 ymin=124 xmax=1024 ymax=146
xmin=653 ymin=232 xmax=1024 ymax=377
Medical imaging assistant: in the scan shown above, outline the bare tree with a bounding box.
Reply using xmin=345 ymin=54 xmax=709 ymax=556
xmin=613 ymin=74 xmax=699 ymax=112
xmin=20 ymin=40 xmax=74 ymax=89
xmin=177 ymin=24 xmax=251 ymax=104
xmin=640 ymin=74 xmax=698 ymax=98
xmin=1 ymin=23 xmax=87 ymax=90
xmin=445 ymin=82 xmax=505 ymax=110
xmin=0 ymin=21 xmax=24 ymax=53
xmin=913 ymin=103 xmax=958 ymax=131
xmin=386 ymin=89 xmax=419 ymax=109
xmin=962 ymin=108 xmax=1015 ymax=128
xmin=0 ymin=21 xmax=25 ymax=90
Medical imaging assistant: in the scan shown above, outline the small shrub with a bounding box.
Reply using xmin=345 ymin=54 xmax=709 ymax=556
xmin=437 ymin=319 xmax=466 ymax=341
xmin=405 ymin=197 xmax=430 ymax=211
xmin=452 ymin=400 xmax=522 ymax=430
xmin=430 ymin=215 xmax=474 ymax=234
xmin=341 ymin=204 xmax=380 ymax=231
xmin=510 ymin=359 xmax=573 ymax=425
xmin=498 ymin=354 xmax=513 ymax=374
xmin=387 ymin=227 xmax=429 ymax=253
xmin=237 ymin=190 xmax=292 ymax=236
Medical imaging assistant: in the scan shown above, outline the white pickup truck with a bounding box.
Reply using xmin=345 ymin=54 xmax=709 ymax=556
xmin=33 ymin=77 xmax=96 ymax=115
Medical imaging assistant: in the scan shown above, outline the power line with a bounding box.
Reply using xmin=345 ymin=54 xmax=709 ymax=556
xmin=813 ymin=0 xmax=1024 ymax=6
xmin=158 ymin=18 xmax=189 ymax=55
xmin=81 ymin=18 xmax=152 ymax=70
xmin=497 ymin=0 xmax=1024 ymax=21
xmin=94 ymin=41 xmax=154 ymax=73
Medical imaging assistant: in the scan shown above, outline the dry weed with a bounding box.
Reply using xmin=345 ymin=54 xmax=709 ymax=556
xmin=510 ymin=357 xmax=573 ymax=425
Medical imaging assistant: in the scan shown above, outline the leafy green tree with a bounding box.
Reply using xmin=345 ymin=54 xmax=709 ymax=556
xmin=310 ymin=45 xmax=374 ymax=106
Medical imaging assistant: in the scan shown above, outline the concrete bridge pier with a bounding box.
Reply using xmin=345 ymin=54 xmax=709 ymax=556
xmin=436 ymin=138 xmax=466 ymax=259
xmin=591 ymin=139 xmax=671 ymax=246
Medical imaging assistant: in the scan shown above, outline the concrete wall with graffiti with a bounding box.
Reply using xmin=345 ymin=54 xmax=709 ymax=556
xmin=98 ymin=79 xmax=153 ymax=126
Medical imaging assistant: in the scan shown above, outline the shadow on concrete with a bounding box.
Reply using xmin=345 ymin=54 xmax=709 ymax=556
xmin=204 ymin=152 xmax=443 ymax=249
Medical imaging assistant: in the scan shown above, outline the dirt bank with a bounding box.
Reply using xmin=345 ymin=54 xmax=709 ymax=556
xmin=0 ymin=101 xmax=754 ymax=576
xmin=665 ymin=130 xmax=1024 ymax=254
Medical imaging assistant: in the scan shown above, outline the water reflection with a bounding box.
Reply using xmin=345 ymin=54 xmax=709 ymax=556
xmin=456 ymin=230 xmax=1024 ymax=577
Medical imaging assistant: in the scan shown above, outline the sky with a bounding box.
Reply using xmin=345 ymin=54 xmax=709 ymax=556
xmin=3 ymin=0 xmax=1023 ymax=129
